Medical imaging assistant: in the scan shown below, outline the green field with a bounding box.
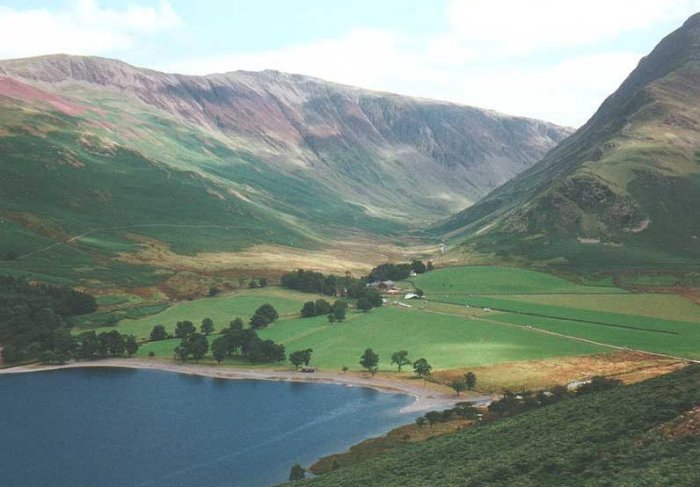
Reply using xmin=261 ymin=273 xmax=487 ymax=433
xmin=416 ymin=267 xmax=699 ymax=359
xmin=489 ymin=313 xmax=699 ymax=360
xmin=497 ymin=293 xmax=700 ymax=322
xmin=87 ymin=288 xmax=321 ymax=339
xmin=410 ymin=266 xmax=624 ymax=294
xmin=109 ymin=265 xmax=699 ymax=367
xmin=137 ymin=305 xmax=606 ymax=369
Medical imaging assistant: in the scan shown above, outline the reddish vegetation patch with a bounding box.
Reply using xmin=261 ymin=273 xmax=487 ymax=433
xmin=660 ymin=406 xmax=699 ymax=438
xmin=0 ymin=76 xmax=89 ymax=116
xmin=434 ymin=351 xmax=687 ymax=393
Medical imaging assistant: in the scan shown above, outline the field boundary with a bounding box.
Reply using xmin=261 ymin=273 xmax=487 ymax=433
xmin=427 ymin=298 xmax=681 ymax=335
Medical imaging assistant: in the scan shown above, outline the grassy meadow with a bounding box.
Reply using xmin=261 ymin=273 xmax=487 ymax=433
xmin=135 ymin=305 xmax=605 ymax=369
xmin=86 ymin=265 xmax=698 ymax=370
xmin=409 ymin=265 xmax=624 ymax=294
xmin=406 ymin=266 xmax=699 ymax=359
xmin=86 ymin=287 xmax=321 ymax=339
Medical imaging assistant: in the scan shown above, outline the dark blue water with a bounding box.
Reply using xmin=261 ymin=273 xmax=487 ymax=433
xmin=0 ymin=368 xmax=415 ymax=487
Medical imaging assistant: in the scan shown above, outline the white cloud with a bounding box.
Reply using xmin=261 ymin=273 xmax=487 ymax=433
xmin=447 ymin=0 xmax=699 ymax=54
xmin=449 ymin=52 xmax=643 ymax=127
xmin=164 ymin=0 xmax=698 ymax=126
xmin=2 ymin=0 xmax=697 ymax=127
xmin=0 ymin=0 xmax=180 ymax=59
xmin=167 ymin=29 xmax=401 ymax=87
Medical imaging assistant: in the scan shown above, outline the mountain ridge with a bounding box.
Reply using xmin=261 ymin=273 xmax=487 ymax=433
xmin=0 ymin=54 xmax=571 ymax=217
xmin=0 ymin=54 xmax=571 ymax=285
xmin=436 ymin=12 xmax=700 ymax=270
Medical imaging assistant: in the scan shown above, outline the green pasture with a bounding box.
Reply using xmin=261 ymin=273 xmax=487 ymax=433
xmin=138 ymin=305 xmax=605 ymax=370
xmin=501 ymin=293 xmax=700 ymax=323
xmin=88 ymin=288 xmax=320 ymax=339
xmin=411 ymin=266 xmax=623 ymax=294
xmin=489 ymin=313 xmax=699 ymax=360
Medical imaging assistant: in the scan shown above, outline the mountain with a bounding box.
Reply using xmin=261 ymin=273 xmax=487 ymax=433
xmin=436 ymin=13 xmax=700 ymax=271
xmin=0 ymin=55 xmax=569 ymax=285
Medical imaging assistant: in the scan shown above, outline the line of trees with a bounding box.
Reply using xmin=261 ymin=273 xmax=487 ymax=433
xmin=281 ymin=269 xmax=353 ymax=296
xmin=178 ymin=316 xmax=287 ymax=364
xmin=72 ymin=330 xmax=139 ymax=362
xmin=359 ymin=349 xmax=433 ymax=380
xmin=449 ymin=371 xmax=477 ymax=396
xmin=289 ymin=348 xmax=313 ymax=370
xmin=300 ymin=299 xmax=349 ymax=322
xmin=367 ymin=260 xmax=432 ymax=282
xmin=281 ymin=266 xmax=419 ymax=300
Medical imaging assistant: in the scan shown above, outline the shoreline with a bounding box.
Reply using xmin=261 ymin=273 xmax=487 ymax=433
xmin=0 ymin=359 xmax=492 ymax=413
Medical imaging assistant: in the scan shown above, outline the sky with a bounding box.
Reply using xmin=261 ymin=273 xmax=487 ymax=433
xmin=0 ymin=1 xmax=698 ymax=127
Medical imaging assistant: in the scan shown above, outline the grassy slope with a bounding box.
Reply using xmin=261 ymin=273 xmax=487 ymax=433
xmin=0 ymin=99 xmax=408 ymax=286
xmin=298 ymin=365 xmax=700 ymax=487
xmin=434 ymin=15 xmax=700 ymax=272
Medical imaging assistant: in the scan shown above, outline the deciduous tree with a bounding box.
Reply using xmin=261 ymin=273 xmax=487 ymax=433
xmin=150 ymin=324 xmax=167 ymax=341
xmin=465 ymin=372 xmax=477 ymax=390
xmin=211 ymin=336 xmax=228 ymax=364
xmin=357 ymin=297 xmax=373 ymax=312
xmin=175 ymin=320 xmax=196 ymax=338
xmin=413 ymin=358 xmax=432 ymax=382
xmin=360 ymin=348 xmax=379 ymax=375
xmin=201 ymin=317 xmax=214 ymax=335
xmin=390 ymin=350 xmax=411 ymax=372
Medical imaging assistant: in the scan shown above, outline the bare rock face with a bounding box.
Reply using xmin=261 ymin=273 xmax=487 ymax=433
xmin=0 ymin=55 xmax=571 ymax=219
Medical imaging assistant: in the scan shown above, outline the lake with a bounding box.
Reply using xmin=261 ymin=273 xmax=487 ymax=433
xmin=0 ymin=367 xmax=416 ymax=487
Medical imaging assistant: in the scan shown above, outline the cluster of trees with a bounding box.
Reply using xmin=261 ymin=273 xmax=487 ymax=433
xmin=250 ymin=303 xmax=279 ymax=329
xmin=0 ymin=275 xmax=98 ymax=363
xmin=72 ymin=330 xmax=139 ymax=361
xmin=355 ymin=287 xmax=382 ymax=313
xmin=367 ymin=260 xmax=432 ymax=282
xmin=174 ymin=316 xmax=287 ymax=364
xmin=281 ymin=269 xmax=354 ymax=296
xmin=280 ymin=268 xmax=389 ymax=317
xmin=289 ymin=348 xmax=313 ymax=370
xmin=300 ymin=299 xmax=348 ymax=322
xmin=359 ymin=349 xmax=433 ymax=379
xmin=449 ymin=371 xmax=477 ymax=396
xmin=150 ymin=317 xmax=216 ymax=341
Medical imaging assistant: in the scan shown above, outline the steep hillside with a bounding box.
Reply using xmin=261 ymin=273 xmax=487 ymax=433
xmin=437 ymin=13 xmax=700 ymax=270
xmin=297 ymin=365 xmax=700 ymax=487
xmin=0 ymin=56 xmax=569 ymax=285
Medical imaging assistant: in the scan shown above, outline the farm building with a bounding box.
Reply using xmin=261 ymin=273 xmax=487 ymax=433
xmin=367 ymin=280 xmax=398 ymax=292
